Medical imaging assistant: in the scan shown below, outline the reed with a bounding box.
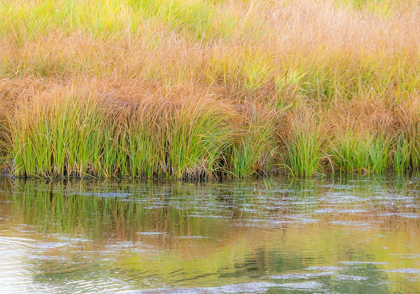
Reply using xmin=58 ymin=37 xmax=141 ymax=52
xmin=393 ymin=136 xmax=411 ymax=174
xmin=396 ymin=99 xmax=420 ymax=172
xmin=122 ymin=100 xmax=166 ymax=178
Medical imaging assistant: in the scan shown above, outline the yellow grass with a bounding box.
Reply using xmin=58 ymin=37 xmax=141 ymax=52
xmin=0 ymin=0 xmax=419 ymax=178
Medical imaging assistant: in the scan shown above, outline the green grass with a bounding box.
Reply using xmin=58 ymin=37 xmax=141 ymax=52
xmin=393 ymin=136 xmax=411 ymax=174
xmin=10 ymin=96 xmax=112 ymax=177
xmin=0 ymin=0 xmax=237 ymax=41
xmin=8 ymin=94 xmax=236 ymax=179
xmin=331 ymin=131 xmax=392 ymax=174
xmin=6 ymin=91 xmax=419 ymax=179
xmin=1 ymin=0 xmax=420 ymax=179
xmin=230 ymin=106 xmax=278 ymax=178
xmin=130 ymin=0 xmax=238 ymax=40
xmin=283 ymin=111 xmax=325 ymax=178
xmin=165 ymin=99 xmax=234 ymax=180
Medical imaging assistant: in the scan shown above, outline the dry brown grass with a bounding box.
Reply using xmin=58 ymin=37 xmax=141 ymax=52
xmin=0 ymin=0 xmax=419 ymax=177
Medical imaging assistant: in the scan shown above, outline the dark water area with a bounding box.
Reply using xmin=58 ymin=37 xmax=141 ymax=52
xmin=0 ymin=177 xmax=420 ymax=293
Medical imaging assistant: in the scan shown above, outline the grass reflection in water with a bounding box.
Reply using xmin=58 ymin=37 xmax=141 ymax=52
xmin=0 ymin=177 xmax=419 ymax=293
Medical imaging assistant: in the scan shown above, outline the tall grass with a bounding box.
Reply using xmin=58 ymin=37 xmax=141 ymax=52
xmin=331 ymin=131 xmax=392 ymax=174
xmin=396 ymin=99 xmax=420 ymax=172
xmin=283 ymin=109 xmax=326 ymax=178
xmin=230 ymin=104 xmax=278 ymax=178
xmin=0 ymin=0 xmax=419 ymax=178
xmin=393 ymin=136 xmax=411 ymax=175
xmin=7 ymin=87 xmax=236 ymax=179
xmin=9 ymin=93 xmax=113 ymax=177
xmin=166 ymin=99 xmax=234 ymax=180
xmin=123 ymin=100 xmax=166 ymax=178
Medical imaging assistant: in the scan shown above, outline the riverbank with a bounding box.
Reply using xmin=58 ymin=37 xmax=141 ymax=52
xmin=0 ymin=0 xmax=419 ymax=179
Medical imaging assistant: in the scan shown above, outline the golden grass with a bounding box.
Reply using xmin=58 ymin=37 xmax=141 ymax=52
xmin=0 ymin=0 xmax=419 ymax=178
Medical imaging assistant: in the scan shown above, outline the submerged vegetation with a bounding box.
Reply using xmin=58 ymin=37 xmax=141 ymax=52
xmin=0 ymin=0 xmax=419 ymax=179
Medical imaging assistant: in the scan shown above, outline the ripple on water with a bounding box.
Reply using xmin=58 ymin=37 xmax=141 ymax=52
xmin=305 ymin=266 xmax=343 ymax=272
xmin=27 ymin=255 xmax=67 ymax=261
xmin=334 ymin=275 xmax=369 ymax=281
xmin=56 ymin=236 xmax=89 ymax=243
xmin=268 ymin=271 xmax=336 ymax=280
xmin=391 ymin=254 xmax=420 ymax=259
xmin=2 ymin=177 xmax=420 ymax=293
xmin=395 ymin=213 xmax=420 ymax=219
xmin=137 ymin=232 xmax=168 ymax=236
xmin=188 ymin=215 xmax=228 ymax=219
xmin=285 ymin=216 xmax=319 ymax=223
xmin=339 ymin=261 xmax=389 ymax=265
xmin=177 ymin=236 xmax=212 ymax=240
xmin=278 ymin=281 xmax=324 ymax=290
xmin=77 ymin=192 xmax=132 ymax=198
xmin=313 ymin=208 xmax=336 ymax=214
xmin=329 ymin=221 xmax=372 ymax=227
xmin=321 ymin=194 xmax=364 ymax=203
xmin=385 ymin=268 xmax=420 ymax=274
xmin=32 ymin=242 xmax=70 ymax=249
xmin=128 ymin=282 xmax=279 ymax=293
xmin=338 ymin=209 xmax=369 ymax=214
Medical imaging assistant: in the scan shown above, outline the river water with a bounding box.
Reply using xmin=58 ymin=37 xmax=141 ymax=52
xmin=0 ymin=177 xmax=419 ymax=293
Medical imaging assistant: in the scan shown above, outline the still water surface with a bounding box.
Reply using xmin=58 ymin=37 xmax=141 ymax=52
xmin=0 ymin=177 xmax=420 ymax=293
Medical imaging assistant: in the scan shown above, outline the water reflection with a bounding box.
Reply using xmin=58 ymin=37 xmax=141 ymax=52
xmin=0 ymin=177 xmax=420 ymax=293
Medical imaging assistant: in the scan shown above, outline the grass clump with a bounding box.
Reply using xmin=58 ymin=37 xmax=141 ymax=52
xmin=122 ymin=100 xmax=166 ymax=178
xmin=395 ymin=99 xmax=420 ymax=172
xmin=165 ymin=98 xmax=234 ymax=180
xmin=230 ymin=104 xmax=278 ymax=178
xmin=130 ymin=0 xmax=238 ymax=40
xmin=393 ymin=136 xmax=411 ymax=174
xmin=9 ymin=93 xmax=114 ymax=177
xmin=331 ymin=131 xmax=391 ymax=174
xmin=282 ymin=109 xmax=326 ymax=178
xmin=6 ymin=87 xmax=236 ymax=180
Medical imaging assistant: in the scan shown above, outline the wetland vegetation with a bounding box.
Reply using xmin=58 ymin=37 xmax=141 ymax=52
xmin=1 ymin=3 xmax=420 ymax=292
xmin=0 ymin=0 xmax=419 ymax=179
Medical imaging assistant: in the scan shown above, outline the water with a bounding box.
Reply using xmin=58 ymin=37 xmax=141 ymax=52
xmin=0 ymin=177 xmax=420 ymax=293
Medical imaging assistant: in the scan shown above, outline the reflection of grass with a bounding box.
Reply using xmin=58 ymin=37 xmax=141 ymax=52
xmin=3 ymin=178 xmax=420 ymax=291
xmin=7 ymin=177 xmax=420 ymax=237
